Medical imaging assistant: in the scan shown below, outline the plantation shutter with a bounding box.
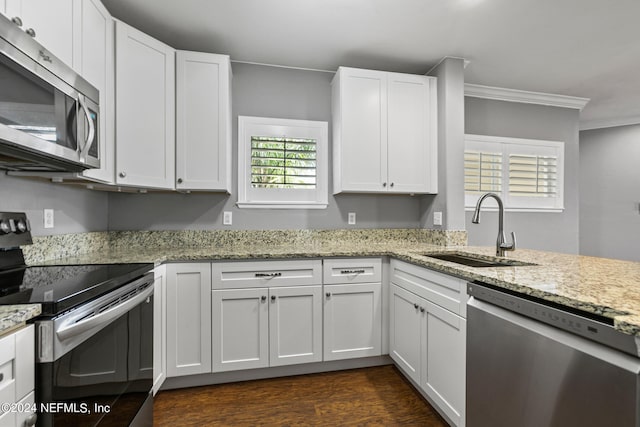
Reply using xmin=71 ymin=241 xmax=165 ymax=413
xmin=464 ymin=150 xmax=503 ymax=194
xmin=251 ymin=136 xmax=317 ymax=189
xmin=508 ymin=154 xmax=558 ymax=197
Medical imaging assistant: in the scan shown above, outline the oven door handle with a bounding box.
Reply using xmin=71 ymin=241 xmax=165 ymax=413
xmin=56 ymin=283 xmax=153 ymax=341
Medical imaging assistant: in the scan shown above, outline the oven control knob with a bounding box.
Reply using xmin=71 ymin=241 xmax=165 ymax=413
xmin=15 ymin=219 xmax=27 ymax=233
xmin=0 ymin=220 xmax=10 ymax=234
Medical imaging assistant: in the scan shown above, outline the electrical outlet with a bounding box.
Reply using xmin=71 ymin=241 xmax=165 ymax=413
xmin=223 ymin=211 xmax=232 ymax=225
xmin=44 ymin=209 xmax=54 ymax=229
xmin=348 ymin=212 xmax=356 ymax=225
xmin=433 ymin=211 xmax=443 ymax=226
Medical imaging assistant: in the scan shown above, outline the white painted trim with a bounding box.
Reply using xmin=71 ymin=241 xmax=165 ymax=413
xmin=236 ymin=202 xmax=328 ymax=210
xmin=230 ymin=60 xmax=336 ymax=74
xmin=579 ymin=115 xmax=640 ymax=131
xmin=464 ymin=83 xmax=590 ymax=110
xmin=425 ymin=56 xmax=468 ymax=75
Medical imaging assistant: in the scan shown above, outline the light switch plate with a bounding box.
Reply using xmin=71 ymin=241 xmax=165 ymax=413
xmin=223 ymin=211 xmax=232 ymax=225
xmin=348 ymin=212 xmax=356 ymax=225
xmin=433 ymin=211 xmax=443 ymax=226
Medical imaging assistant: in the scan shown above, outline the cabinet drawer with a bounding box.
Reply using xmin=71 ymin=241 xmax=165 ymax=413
xmin=212 ymin=260 xmax=322 ymax=289
xmin=390 ymin=259 xmax=467 ymax=317
xmin=323 ymin=258 xmax=382 ymax=284
xmin=0 ymin=359 xmax=15 ymax=414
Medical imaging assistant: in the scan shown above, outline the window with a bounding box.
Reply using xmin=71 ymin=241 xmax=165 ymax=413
xmin=238 ymin=116 xmax=328 ymax=209
xmin=464 ymin=134 xmax=564 ymax=211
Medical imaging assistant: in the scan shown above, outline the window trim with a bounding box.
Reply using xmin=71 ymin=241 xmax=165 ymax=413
xmin=237 ymin=116 xmax=328 ymax=209
xmin=464 ymin=134 xmax=565 ymax=212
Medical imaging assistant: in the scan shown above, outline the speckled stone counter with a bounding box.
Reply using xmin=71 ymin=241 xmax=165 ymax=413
xmin=20 ymin=229 xmax=640 ymax=337
xmin=0 ymin=304 xmax=41 ymax=336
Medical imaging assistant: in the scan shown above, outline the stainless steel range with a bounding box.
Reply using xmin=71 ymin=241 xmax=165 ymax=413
xmin=0 ymin=212 xmax=154 ymax=427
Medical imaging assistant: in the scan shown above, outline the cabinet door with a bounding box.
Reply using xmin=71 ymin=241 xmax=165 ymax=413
xmin=269 ymin=286 xmax=322 ymax=367
xmin=176 ymin=51 xmax=231 ymax=191
xmin=422 ymin=300 xmax=466 ymax=426
xmin=5 ymin=0 xmax=76 ymax=66
xmin=323 ymin=283 xmax=382 ymax=361
xmin=212 ymin=288 xmax=269 ymax=372
xmin=152 ymin=265 xmax=166 ymax=395
xmin=115 ymin=20 xmax=175 ymax=189
xmin=76 ymin=0 xmax=114 ymax=184
xmin=14 ymin=324 xmax=33 ymax=401
xmin=333 ymin=67 xmax=387 ymax=192
xmin=389 ymin=284 xmax=422 ymax=385
xmin=387 ymin=73 xmax=436 ymax=193
xmin=166 ymin=263 xmax=211 ymax=377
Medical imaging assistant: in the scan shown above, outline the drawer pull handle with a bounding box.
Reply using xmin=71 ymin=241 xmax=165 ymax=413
xmin=255 ymin=272 xmax=282 ymax=278
xmin=340 ymin=269 xmax=365 ymax=274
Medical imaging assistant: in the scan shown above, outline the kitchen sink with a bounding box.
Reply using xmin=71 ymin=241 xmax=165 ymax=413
xmin=420 ymin=252 xmax=537 ymax=268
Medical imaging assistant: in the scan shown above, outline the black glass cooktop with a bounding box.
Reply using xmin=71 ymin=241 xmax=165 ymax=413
xmin=0 ymin=263 xmax=153 ymax=315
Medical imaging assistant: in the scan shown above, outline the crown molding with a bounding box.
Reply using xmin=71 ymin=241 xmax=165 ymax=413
xmin=464 ymin=83 xmax=590 ymax=111
xmin=579 ymin=115 xmax=640 ymax=131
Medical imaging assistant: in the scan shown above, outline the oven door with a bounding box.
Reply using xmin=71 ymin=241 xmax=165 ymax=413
xmin=35 ymin=275 xmax=153 ymax=427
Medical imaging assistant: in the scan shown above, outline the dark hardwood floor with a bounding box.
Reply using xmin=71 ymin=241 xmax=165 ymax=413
xmin=154 ymin=365 xmax=448 ymax=426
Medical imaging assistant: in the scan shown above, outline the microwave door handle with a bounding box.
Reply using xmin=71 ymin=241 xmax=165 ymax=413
xmin=77 ymin=96 xmax=95 ymax=162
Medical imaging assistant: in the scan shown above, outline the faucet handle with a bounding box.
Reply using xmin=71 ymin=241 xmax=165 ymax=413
xmin=501 ymin=231 xmax=516 ymax=251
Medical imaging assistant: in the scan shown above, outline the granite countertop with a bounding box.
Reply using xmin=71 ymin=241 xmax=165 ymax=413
xmin=0 ymin=304 xmax=41 ymax=336
xmin=32 ymin=241 xmax=640 ymax=337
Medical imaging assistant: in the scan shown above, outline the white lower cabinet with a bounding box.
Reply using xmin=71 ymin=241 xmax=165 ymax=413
xmin=211 ymin=260 xmax=323 ymax=372
xmin=0 ymin=324 xmax=36 ymax=427
xmin=152 ymin=265 xmax=166 ymax=393
xmin=211 ymin=288 xmax=269 ymax=372
xmin=390 ymin=260 xmax=466 ymax=427
xmin=166 ymin=263 xmax=212 ymax=377
xmin=323 ymin=283 xmax=382 ymax=361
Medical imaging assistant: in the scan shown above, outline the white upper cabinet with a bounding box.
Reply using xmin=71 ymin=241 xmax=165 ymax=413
xmin=176 ymin=51 xmax=232 ymax=192
xmin=74 ymin=0 xmax=114 ymax=183
xmin=4 ymin=0 xmax=76 ymax=66
xmin=332 ymin=67 xmax=437 ymax=194
xmin=115 ymin=20 xmax=175 ymax=189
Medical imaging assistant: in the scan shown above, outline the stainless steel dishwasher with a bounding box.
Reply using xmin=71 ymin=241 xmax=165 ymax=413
xmin=467 ymin=282 xmax=640 ymax=427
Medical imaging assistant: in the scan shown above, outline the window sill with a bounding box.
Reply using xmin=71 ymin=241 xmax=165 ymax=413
xmin=464 ymin=207 xmax=565 ymax=213
xmin=237 ymin=202 xmax=329 ymax=210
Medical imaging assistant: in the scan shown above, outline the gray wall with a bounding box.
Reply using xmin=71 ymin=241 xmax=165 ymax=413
xmin=464 ymin=97 xmax=580 ymax=254
xmin=579 ymin=124 xmax=640 ymax=261
xmin=108 ymin=62 xmax=422 ymax=231
xmin=420 ymin=58 xmax=466 ymax=231
xmin=0 ymin=173 xmax=108 ymax=236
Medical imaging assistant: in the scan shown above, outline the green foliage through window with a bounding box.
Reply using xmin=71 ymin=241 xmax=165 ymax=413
xmin=251 ymin=136 xmax=317 ymax=188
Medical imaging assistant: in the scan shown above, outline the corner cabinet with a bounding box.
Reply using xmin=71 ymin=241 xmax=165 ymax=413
xmin=332 ymin=67 xmax=437 ymax=194
xmin=176 ymin=51 xmax=232 ymax=192
xmin=389 ymin=259 xmax=466 ymax=427
xmin=115 ymin=20 xmax=175 ymax=189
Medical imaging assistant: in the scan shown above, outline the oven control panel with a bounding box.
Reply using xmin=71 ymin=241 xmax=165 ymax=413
xmin=0 ymin=212 xmax=32 ymax=248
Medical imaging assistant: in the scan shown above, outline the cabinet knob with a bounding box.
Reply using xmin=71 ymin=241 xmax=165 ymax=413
xmin=11 ymin=16 xmax=23 ymax=27
xmin=326 ymin=292 xmax=331 ymax=298
xmin=177 ymin=178 xmax=183 ymax=184
xmin=119 ymin=172 xmax=126 ymax=178
xmin=382 ymin=182 xmax=387 ymax=187
xmin=25 ymin=28 xmax=36 ymax=37
xmin=0 ymin=372 xmax=3 ymax=381
xmin=420 ymin=307 xmax=425 ymax=313
xmin=390 ymin=182 xmax=394 ymax=188
xmin=261 ymin=295 xmax=267 ymax=302
xmin=413 ymin=303 xmax=419 ymax=309
xmin=271 ymin=295 xmax=276 ymax=301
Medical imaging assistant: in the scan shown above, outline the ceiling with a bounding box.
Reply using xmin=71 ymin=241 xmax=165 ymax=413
xmin=101 ymin=0 xmax=640 ymax=129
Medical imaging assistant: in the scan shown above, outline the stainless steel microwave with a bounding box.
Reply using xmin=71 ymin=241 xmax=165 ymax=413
xmin=0 ymin=14 xmax=99 ymax=172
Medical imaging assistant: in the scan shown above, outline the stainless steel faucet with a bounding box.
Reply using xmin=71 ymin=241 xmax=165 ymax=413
xmin=471 ymin=193 xmax=516 ymax=257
